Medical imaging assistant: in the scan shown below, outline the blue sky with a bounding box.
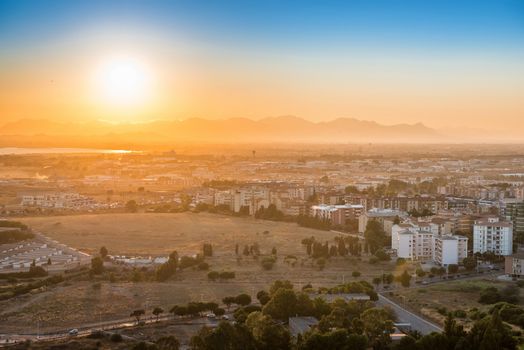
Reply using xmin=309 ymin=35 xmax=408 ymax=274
xmin=2 ymin=0 xmax=523 ymax=54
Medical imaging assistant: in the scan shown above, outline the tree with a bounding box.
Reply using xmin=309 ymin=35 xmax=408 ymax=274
xmin=235 ymin=293 xmax=252 ymax=306
xmin=299 ymin=329 xmax=367 ymax=350
xmin=372 ymin=277 xmax=382 ymax=287
xmin=91 ymin=256 xmax=104 ymax=275
xmin=257 ymin=290 xmax=271 ymax=306
xmin=156 ymin=335 xmax=180 ymax=350
xmin=397 ymin=270 xmax=412 ymax=287
xmin=269 ymin=280 xmax=294 ymax=295
xmin=364 ymin=220 xmax=386 ymax=254
xmin=152 ymin=307 xmax=164 ymax=322
xmin=215 ymin=308 xmax=225 ymax=317
xmin=469 ymin=309 xmax=517 ymax=350
xmin=463 ymin=256 xmax=477 ymax=270
xmin=100 ymin=246 xmax=108 ymax=259
xmin=125 ymin=200 xmax=138 ymax=213
xmin=448 ymin=264 xmax=459 ymax=274
xmin=246 ymin=312 xmax=291 ymax=350
xmin=223 ymin=296 xmax=236 ymax=310
xmin=262 ymin=288 xmax=297 ymax=321
xmin=47 ymin=257 xmax=52 ymax=265
xmin=130 ymin=309 xmax=145 ymax=323
xmin=479 ymin=287 xmax=501 ymax=304
xmin=361 ymin=308 xmax=394 ymax=350
xmin=271 ymin=247 xmax=277 ymax=255
xmin=203 ymin=243 xmax=213 ymax=257
xmin=352 ymin=271 xmax=361 ymax=278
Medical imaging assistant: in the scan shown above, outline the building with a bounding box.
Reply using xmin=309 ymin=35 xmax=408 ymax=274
xmin=392 ymin=221 xmax=468 ymax=265
xmin=473 ymin=217 xmax=513 ymax=256
xmin=289 ymin=317 xmax=319 ymax=337
xmin=358 ymin=208 xmax=403 ymax=233
xmin=19 ymin=191 xmax=96 ymax=209
xmin=310 ymin=204 xmax=364 ymax=225
xmin=505 ymin=253 xmax=524 ymax=277
xmin=505 ymin=201 xmax=524 ymax=243
xmin=433 ymin=235 xmax=468 ymax=266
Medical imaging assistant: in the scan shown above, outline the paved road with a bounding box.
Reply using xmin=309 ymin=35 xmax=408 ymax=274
xmin=377 ymin=294 xmax=442 ymax=335
xmin=0 ymin=315 xmax=220 ymax=345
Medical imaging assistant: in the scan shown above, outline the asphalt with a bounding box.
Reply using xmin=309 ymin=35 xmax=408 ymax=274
xmin=377 ymin=294 xmax=442 ymax=335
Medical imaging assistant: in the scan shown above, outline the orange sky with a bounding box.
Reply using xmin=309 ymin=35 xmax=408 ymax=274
xmin=1 ymin=1 xmax=523 ymax=131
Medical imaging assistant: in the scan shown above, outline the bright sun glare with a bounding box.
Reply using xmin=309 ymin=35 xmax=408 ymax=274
xmin=93 ymin=56 xmax=153 ymax=109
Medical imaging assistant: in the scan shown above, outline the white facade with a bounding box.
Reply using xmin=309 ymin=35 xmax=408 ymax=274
xmin=20 ymin=192 xmax=96 ymax=209
xmin=392 ymin=222 xmax=468 ymax=266
xmin=473 ymin=217 xmax=513 ymax=256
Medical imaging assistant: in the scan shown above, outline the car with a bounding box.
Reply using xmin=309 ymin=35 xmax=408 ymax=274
xmin=205 ymin=313 xmax=216 ymax=319
xmin=68 ymin=329 xmax=79 ymax=336
xmin=221 ymin=315 xmax=230 ymax=320
xmin=421 ymin=281 xmax=429 ymax=285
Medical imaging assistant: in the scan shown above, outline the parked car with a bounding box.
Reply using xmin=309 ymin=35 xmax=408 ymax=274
xmin=68 ymin=329 xmax=79 ymax=336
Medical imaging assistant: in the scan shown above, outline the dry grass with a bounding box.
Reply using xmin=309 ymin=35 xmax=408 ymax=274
xmin=22 ymin=212 xmax=337 ymax=256
xmin=0 ymin=213 xmax=397 ymax=333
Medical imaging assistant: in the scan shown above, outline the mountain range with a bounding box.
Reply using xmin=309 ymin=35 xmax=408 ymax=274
xmin=0 ymin=116 xmax=445 ymax=149
xmin=0 ymin=116 xmax=521 ymax=149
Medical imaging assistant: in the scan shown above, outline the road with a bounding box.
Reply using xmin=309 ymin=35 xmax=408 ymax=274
xmin=377 ymin=294 xmax=442 ymax=335
xmin=0 ymin=315 xmax=221 ymax=346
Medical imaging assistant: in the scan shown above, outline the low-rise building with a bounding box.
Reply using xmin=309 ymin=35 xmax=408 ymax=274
xmin=505 ymin=253 xmax=524 ymax=277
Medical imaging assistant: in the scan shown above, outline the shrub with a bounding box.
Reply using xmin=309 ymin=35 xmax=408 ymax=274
xmin=198 ymin=262 xmax=210 ymax=271
xmin=261 ymin=256 xmax=276 ymax=270
xmin=110 ymin=333 xmax=123 ymax=342
xmin=207 ymin=271 xmax=219 ymax=281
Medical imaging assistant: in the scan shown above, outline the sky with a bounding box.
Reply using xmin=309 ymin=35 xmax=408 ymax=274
xmin=0 ymin=0 xmax=523 ymax=130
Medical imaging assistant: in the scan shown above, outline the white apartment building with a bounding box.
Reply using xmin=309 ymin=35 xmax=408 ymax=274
xmin=473 ymin=217 xmax=513 ymax=256
xmin=20 ymin=192 xmax=96 ymax=209
xmin=433 ymin=235 xmax=468 ymax=266
xmin=392 ymin=221 xmax=468 ymax=266
xmin=396 ymin=230 xmax=433 ymax=261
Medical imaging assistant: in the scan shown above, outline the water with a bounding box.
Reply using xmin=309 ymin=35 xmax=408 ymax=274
xmin=0 ymin=147 xmax=133 ymax=155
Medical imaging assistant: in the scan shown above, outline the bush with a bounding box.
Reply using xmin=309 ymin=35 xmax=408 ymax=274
xmin=374 ymin=250 xmax=391 ymax=261
xmin=368 ymin=257 xmax=379 ymax=264
xmin=352 ymin=271 xmax=361 ymax=278
xmin=110 ymin=333 xmax=123 ymax=342
xmin=198 ymin=262 xmax=210 ymax=271
xmin=453 ymin=309 xmax=467 ymax=318
xmin=396 ymin=258 xmax=406 ymax=265
xmin=219 ymin=271 xmax=235 ymax=280
xmin=207 ymin=271 xmax=219 ymax=281
xmin=261 ymin=256 xmax=276 ymax=270
xmin=437 ymin=307 xmax=447 ymax=315
xmin=448 ymin=264 xmax=459 ymax=274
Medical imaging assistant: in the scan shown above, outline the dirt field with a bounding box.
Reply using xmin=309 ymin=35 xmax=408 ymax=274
xmin=21 ymin=212 xmax=340 ymax=256
xmin=0 ymin=213 xmax=397 ymax=333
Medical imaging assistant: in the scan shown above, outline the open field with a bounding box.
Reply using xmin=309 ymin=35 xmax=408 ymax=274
xmin=389 ymin=277 xmax=524 ymax=327
xmin=0 ymin=213 xmax=398 ymax=333
xmin=21 ymin=212 xmax=341 ymax=256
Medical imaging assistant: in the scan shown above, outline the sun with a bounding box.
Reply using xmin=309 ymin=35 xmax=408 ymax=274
xmin=93 ymin=56 xmax=153 ymax=108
